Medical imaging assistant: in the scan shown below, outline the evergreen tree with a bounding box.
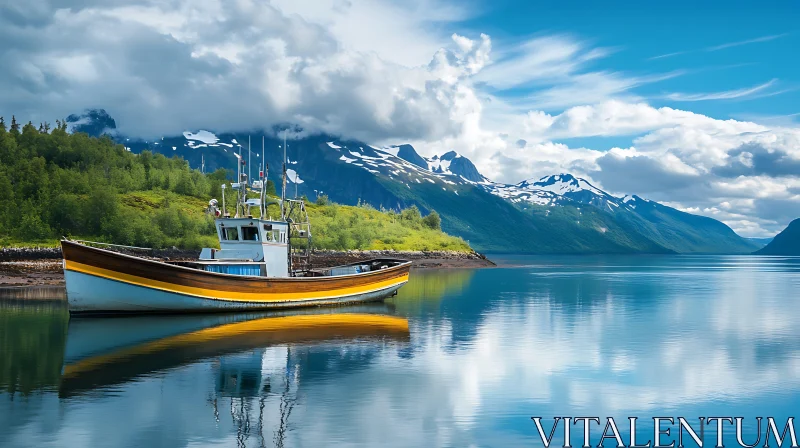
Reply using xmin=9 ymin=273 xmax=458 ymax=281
xmin=0 ymin=117 xmax=5 ymax=133
xmin=10 ymin=115 xmax=20 ymax=135
xmin=266 ymin=179 xmax=277 ymax=196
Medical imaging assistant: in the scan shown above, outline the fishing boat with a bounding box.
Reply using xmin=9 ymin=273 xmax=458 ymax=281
xmin=61 ymin=136 xmax=411 ymax=314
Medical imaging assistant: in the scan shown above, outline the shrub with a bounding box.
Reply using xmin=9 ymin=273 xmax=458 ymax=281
xmin=422 ymin=210 xmax=441 ymax=230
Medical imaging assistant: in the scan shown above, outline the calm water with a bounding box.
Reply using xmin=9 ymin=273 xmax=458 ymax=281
xmin=2 ymin=255 xmax=799 ymax=447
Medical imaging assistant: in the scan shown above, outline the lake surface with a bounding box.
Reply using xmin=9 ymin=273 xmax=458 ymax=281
xmin=2 ymin=255 xmax=799 ymax=447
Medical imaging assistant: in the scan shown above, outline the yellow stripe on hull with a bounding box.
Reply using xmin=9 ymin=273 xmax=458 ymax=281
xmin=64 ymin=260 xmax=409 ymax=303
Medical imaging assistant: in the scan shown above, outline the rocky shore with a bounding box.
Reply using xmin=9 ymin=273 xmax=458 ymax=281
xmin=0 ymin=246 xmax=494 ymax=288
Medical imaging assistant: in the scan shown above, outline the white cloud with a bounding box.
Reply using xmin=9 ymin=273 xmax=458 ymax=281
xmin=270 ymin=0 xmax=474 ymax=67
xmin=0 ymin=0 xmax=484 ymax=143
xmin=665 ymin=79 xmax=779 ymax=101
xmin=705 ymin=33 xmax=788 ymax=52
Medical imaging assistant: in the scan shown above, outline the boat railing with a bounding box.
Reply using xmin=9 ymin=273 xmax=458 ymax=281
xmin=69 ymin=239 xmax=153 ymax=251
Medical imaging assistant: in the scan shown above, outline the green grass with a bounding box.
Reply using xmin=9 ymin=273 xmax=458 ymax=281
xmin=302 ymin=201 xmax=471 ymax=252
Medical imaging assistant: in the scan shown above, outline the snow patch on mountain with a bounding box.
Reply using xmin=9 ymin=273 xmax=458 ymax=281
xmin=427 ymin=155 xmax=453 ymax=173
xmin=183 ymin=130 xmax=218 ymax=144
xmin=521 ymin=174 xmax=606 ymax=196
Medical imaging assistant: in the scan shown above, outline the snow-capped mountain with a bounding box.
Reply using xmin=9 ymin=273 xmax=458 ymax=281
xmin=425 ymin=151 xmax=487 ymax=183
xmin=483 ymin=173 xmax=635 ymax=212
xmin=65 ymin=109 xmax=759 ymax=254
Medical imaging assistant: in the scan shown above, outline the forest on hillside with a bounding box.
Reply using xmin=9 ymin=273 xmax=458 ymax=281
xmin=0 ymin=116 xmax=466 ymax=251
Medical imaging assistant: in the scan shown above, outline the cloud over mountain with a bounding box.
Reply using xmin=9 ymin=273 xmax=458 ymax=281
xmin=0 ymin=0 xmax=488 ymax=144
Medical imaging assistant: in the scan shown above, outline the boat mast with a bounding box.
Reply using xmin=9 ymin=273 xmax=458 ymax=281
xmin=236 ymin=145 xmax=242 ymax=218
xmin=221 ymin=184 xmax=226 ymax=217
xmin=281 ymin=132 xmax=287 ymax=221
xmin=261 ymin=135 xmax=267 ymax=219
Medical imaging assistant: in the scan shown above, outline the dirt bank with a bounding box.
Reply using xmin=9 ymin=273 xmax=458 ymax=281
xmin=0 ymin=247 xmax=494 ymax=288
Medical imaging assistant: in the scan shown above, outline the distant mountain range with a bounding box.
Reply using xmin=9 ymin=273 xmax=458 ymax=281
xmin=66 ymin=110 xmax=761 ymax=254
xmin=754 ymin=219 xmax=800 ymax=255
xmin=746 ymin=237 xmax=774 ymax=248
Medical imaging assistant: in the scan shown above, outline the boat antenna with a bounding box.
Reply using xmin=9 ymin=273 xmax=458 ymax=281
xmin=261 ymin=135 xmax=266 ymax=218
xmin=248 ymin=135 xmax=251 ymax=189
xmin=236 ymin=145 xmax=241 ymax=218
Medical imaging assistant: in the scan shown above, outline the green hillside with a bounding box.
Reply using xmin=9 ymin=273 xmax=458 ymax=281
xmin=0 ymin=118 xmax=469 ymax=252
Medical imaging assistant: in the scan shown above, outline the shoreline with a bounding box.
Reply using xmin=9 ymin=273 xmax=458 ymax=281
xmin=0 ymin=247 xmax=494 ymax=291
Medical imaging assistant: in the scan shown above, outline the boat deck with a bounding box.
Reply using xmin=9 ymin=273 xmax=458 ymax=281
xmin=169 ymin=258 xmax=408 ymax=278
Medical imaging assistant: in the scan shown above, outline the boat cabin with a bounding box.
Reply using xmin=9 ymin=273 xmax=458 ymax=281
xmin=198 ymin=217 xmax=290 ymax=278
xmin=188 ymin=148 xmax=407 ymax=280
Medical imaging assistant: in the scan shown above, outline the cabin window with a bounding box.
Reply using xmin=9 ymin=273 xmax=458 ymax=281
xmin=265 ymin=230 xmax=273 ymax=242
xmin=241 ymin=226 xmax=259 ymax=241
xmin=272 ymin=230 xmax=281 ymax=242
xmin=223 ymin=227 xmax=239 ymax=241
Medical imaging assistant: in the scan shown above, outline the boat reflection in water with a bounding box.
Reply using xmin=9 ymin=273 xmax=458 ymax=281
xmin=59 ymin=306 xmax=409 ymax=446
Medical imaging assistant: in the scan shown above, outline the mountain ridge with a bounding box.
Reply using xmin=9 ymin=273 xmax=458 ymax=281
xmin=754 ymin=219 xmax=800 ymax=255
xmin=63 ymin=109 xmax=759 ymax=255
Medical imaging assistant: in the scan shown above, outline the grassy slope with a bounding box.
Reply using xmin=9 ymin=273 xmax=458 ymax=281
xmin=2 ymin=190 xmax=471 ymax=252
xmin=302 ymin=201 xmax=471 ymax=252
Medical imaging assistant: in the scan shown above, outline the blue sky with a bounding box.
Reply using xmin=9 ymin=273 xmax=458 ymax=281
xmin=469 ymin=0 xmax=798 ymax=122
xmin=1 ymin=0 xmax=799 ymax=236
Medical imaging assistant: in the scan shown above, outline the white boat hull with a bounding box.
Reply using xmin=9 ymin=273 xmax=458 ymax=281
xmin=65 ymin=270 xmax=406 ymax=313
